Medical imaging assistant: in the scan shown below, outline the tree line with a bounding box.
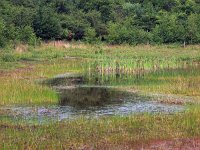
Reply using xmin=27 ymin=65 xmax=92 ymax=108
xmin=0 ymin=0 xmax=200 ymax=47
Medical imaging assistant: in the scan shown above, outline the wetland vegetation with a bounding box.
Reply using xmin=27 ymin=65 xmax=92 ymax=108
xmin=0 ymin=43 xmax=200 ymax=149
xmin=1 ymin=0 xmax=200 ymax=149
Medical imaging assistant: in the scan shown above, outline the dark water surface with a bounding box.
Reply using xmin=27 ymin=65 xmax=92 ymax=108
xmin=0 ymin=85 xmax=184 ymax=124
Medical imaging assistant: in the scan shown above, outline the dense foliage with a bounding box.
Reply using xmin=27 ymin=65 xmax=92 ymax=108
xmin=0 ymin=0 xmax=200 ymax=47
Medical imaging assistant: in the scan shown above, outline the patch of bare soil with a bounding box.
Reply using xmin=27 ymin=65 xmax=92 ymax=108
xmin=144 ymin=138 xmax=200 ymax=150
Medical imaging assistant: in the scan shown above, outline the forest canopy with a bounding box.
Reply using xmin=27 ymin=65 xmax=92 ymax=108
xmin=0 ymin=0 xmax=200 ymax=47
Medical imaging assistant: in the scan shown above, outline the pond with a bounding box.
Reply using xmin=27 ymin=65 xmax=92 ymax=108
xmin=0 ymin=71 xmax=185 ymax=124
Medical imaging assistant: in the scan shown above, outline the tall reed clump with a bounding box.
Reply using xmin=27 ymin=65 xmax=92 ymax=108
xmin=89 ymin=55 xmax=196 ymax=76
xmin=133 ymin=66 xmax=200 ymax=98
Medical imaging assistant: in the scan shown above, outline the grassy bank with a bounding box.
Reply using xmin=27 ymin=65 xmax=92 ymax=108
xmin=0 ymin=58 xmax=86 ymax=105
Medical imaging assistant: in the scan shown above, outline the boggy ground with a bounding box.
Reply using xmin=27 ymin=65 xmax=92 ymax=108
xmin=1 ymin=43 xmax=200 ymax=149
xmin=1 ymin=110 xmax=200 ymax=149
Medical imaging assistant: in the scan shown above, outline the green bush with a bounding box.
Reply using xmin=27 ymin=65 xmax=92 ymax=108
xmin=84 ymin=27 xmax=98 ymax=43
xmin=33 ymin=7 xmax=62 ymax=39
xmin=152 ymin=13 xmax=185 ymax=44
xmin=17 ymin=26 xmax=38 ymax=46
xmin=108 ymin=22 xmax=152 ymax=45
xmin=186 ymin=14 xmax=200 ymax=43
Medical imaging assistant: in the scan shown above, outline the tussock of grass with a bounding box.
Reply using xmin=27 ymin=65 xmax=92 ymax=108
xmin=0 ymin=77 xmax=58 ymax=105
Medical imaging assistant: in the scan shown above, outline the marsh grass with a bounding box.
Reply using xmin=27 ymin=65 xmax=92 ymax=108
xmin=84 ymin=64 xmax=200 ymax=100
xmin=0 ymin=77 xmax=58 ymax=105
xmin=134 ymin=66 xmax=200 ymax=98
xmin=1 ymin=106 xmax=200 ymax=149
xmin=0 ymin=44 xmax=200 ymax=105
xmin=0 ymin=45 xmax=90 ymax=105
xmin=0 ymin=58 xmax=87 ymax=105
xmin=0 ymin=43 xmax=200 ymax=148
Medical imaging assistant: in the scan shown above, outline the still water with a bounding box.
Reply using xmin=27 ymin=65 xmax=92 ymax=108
xmin=1 ymin=85 xmax=184 ymax=124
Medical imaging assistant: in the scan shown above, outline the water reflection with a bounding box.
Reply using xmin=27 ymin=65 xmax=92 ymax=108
xmin=59 ymin=87 xmax=135 ymax=107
